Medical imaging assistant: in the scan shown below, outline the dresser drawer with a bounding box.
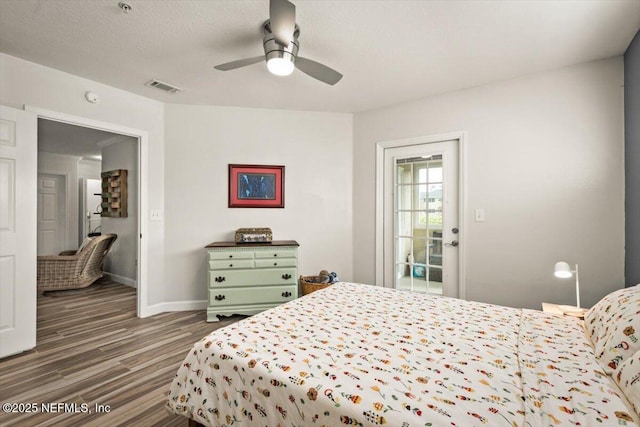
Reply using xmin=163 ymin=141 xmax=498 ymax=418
xmin=209 ymin=285 xmax=297 ymax=307
xmin=254 ymin=258 xmax=297 ymax=268
xmin=254 ymin=249 xmax=296 ymax=259
xmin=209 ymin=250 xmax=254 ymax=261
xmin=209 ymin=259 xmax=254 ymax=270
xmin=209 ymin=268 xmax=296 ymax=287
xmin=205 ymin=241 xmax=299 ymax=322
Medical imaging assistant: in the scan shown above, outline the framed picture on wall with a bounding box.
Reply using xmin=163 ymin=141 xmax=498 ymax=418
xmin=228 ymin=164 xmax=285 ymax=208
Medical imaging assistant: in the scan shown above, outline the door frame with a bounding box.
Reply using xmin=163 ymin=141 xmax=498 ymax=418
xmin=375 ymin=131 xmax=467 ymax=299
xmin=25 ymin=105 xmax=150 ymax=318
xmin=37 ymin=171 xmax=70 ymax=255
xmin=80 ymin=177 xmax=103 ymax=240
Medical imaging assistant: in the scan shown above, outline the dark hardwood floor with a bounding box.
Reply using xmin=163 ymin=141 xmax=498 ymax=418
xmin=0 ymin=278 xmax=244 ymax=426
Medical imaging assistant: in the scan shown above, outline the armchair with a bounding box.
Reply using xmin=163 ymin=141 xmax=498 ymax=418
xmin=37 ymin=233 xmax=117 ymax=292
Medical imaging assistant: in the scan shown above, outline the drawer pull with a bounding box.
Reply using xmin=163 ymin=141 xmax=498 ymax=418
xmin=273 ymin=254 xmax=278 ymax=257
xmin=281 ymin=291 xmax=292 ymax=298
xmin=273 ymin=262 xmax=278 ymax=266
xmin=214 ymin=294 xmax=226 ymax=301
xmin=281 ymin=274 xmax=292 ymax=280
xmin=229 ymin=255 xmax=233 ymax=258
xmin=215 ymin=276 xmax=226 ymax=283
xmin=229 ymin=264 xmax=233 ymax=267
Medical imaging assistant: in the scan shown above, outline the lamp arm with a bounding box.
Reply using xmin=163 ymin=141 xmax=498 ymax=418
xmin=574 ymin=264 xmax=580 ymax=308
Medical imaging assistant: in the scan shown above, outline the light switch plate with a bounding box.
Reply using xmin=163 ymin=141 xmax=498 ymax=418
xmin=474 ymin=208 xmax=485 ymax=222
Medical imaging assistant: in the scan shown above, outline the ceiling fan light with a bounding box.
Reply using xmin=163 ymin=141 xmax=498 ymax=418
xmin=267 ymin=57 xmax=295 ymax=76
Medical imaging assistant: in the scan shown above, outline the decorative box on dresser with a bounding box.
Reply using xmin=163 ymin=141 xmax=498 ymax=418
xmin=205 ymin=240 xmax=299 ymax=322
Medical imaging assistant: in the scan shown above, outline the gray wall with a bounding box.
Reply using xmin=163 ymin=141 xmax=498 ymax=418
xmin=625 ymin=31 xmax=640 ymax=287
xmin=101 ymin=137 xmax=138 ymax=285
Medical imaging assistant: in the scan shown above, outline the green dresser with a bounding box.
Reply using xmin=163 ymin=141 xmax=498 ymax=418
xmin=205 ymin=240 xmax=299 ymax=322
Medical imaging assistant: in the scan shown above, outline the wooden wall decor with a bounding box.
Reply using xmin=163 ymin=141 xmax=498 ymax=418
xmin=101 ymin=169 xmax=128 ymax=218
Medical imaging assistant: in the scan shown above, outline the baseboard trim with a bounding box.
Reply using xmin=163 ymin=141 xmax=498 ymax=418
xmin=144 ymin=300 xmax=208 ymax=317
xmin=104 ymin=272 xmax=137 ymax=288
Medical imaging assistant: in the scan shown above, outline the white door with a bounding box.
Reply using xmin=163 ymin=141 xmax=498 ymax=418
xmin=383 ymin=139 xmax=460 ymax=297
xmin=0 ymin=105 xmax=37 ymax=358
xmin=37 ymin=173 xmax=66 ymax=255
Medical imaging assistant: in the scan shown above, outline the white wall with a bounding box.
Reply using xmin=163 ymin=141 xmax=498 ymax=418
xmin=0 ymin=53 xmax=166 ymax=306
xmin=3 ymin=51 xmax=627 ymax=312
xmin=37 ymin=153 xmax=102 ymax=254
xmin=353 ymin=57 xmax=625 ymax=309
xmin=101 ymin=137 xmax=138 ymax=286
xmin=78 ymin=159 xmax=101 ymax=181
xmin=164 ymin=104 xmax=353 ymax=303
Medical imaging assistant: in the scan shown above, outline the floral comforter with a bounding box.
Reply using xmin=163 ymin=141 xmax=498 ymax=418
xmin=166 ymin=282 xmax=638 ymax=426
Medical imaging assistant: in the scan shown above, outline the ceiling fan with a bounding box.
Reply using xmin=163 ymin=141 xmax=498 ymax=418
xmin=214 ymin=0 xmax=343 ymax=86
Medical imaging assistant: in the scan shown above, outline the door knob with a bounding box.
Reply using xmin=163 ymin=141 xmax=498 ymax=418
xmin=444 ymin=240 xmax=459 ymax=247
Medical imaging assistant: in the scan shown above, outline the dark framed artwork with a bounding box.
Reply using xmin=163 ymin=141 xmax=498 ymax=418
xmin=228 ymin=164 xmax=285 ymax=208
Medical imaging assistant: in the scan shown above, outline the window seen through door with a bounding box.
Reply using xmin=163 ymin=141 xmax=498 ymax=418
xmin=395 ymin=155 xmax=443 ymax=294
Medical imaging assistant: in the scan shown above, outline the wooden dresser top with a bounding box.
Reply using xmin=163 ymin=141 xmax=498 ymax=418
xmin=205 ymin=240 xmax=299 ymax=248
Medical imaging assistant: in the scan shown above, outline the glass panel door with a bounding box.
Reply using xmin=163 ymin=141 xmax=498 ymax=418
xmin=394 ymin=155 xmax=444 ymax=294
xmin=380 ymin=138 xmax=460 ymax=297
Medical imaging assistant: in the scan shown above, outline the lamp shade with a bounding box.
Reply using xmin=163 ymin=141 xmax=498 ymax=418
xmin=554 ymin=261 xmax=573 ymax=278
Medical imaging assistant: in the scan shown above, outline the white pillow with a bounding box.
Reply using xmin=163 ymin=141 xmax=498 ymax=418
xmin=584 ymin=284 xmax=640 ymax=373
xmin=613 ymin=349 xmax=640 ymax=417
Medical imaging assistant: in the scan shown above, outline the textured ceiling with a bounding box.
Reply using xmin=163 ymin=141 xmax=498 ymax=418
xmin=38 ymin=119 xmax=128 ymax=159
xmin=1 ymin=0 xmax=639 ymax=113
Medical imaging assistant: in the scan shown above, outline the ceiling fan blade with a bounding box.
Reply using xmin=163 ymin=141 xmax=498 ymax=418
xmin=270 ymin=0 xmax=296 ymax=46
xmin=295 ymin=57 xmax=343 ymax=85
xmin=214 ymin=56 xmax=264 ymax=71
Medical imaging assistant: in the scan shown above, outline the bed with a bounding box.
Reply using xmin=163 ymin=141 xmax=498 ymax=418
xmin=166 ymin=282 xmax=640 ymax=426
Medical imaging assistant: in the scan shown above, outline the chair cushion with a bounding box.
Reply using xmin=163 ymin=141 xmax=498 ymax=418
xmin=77 ymin=237 xmax=94 ymax=254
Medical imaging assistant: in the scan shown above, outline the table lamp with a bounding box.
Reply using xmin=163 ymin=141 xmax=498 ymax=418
xmin=554 ymin=261 xmax=580 ymax=308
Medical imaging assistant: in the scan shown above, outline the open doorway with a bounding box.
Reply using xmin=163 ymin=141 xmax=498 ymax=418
xmin=36 ymin=117 xmax=141 ymax=304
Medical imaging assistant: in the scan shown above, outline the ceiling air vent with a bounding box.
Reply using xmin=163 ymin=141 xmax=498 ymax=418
xmin=145 ymin=79 xmax=182 ymax=94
